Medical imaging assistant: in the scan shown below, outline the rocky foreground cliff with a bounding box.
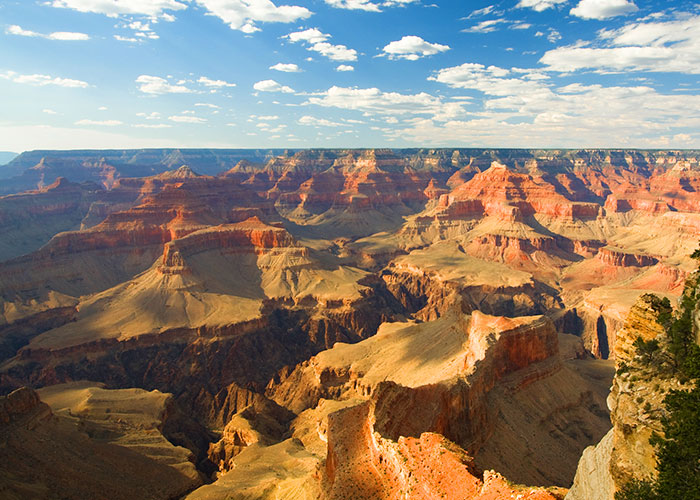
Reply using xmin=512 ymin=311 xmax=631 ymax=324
xmin=567 ymin=270 xmax=700 ymax=499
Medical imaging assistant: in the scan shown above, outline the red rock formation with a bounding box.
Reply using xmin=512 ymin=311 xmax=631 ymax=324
xmin=442 ymin=162 xmax=600 ymax=220
xmin=323 ymin=401 xmax=561 ymax=500
xmin=596 ymin=247 xmax=658 ymax=268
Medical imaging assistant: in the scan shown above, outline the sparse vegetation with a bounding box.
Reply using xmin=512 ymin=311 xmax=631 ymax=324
xmin=616 ymin=250 xmax=700 ymax=500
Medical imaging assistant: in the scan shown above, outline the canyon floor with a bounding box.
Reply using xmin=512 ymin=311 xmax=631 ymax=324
xmin=0 ymin=148 xmax=698 ymax=499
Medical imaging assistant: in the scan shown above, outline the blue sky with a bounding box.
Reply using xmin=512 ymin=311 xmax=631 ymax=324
xmin=1 ymin=0 xmax=699 ymax=151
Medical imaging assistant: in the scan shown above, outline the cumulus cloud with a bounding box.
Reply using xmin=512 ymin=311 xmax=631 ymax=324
xmin=115 ymin=20 xmax=160 ymax=40
xmin=391 ymin=83 xmax=700 ymax=148
xmin=168 ymin=115 xmax=207 ymax=123
xmin=194 ymin=102 xmax=221 ymax=108
xmin=136 ymin=111 xmax=161 ymax=119
xmin=6 ymin=24 xmax=90 ymax=40
xmin=516 ymin=0 xmax=567 ymax=12
xmin=430 ymin=63 xmax=548 ymax=97
xmin=336 ymin=64 xmax=354 ymax=71
xmin=43 ymin=109 xmax=58 ymax=114
xmin=324 ymin=0 xmax=418 ymax=12
xmin=540 ymin=14 xmax=700 ymax=74
xmin=570 ymin=0 xmax=638 ymax=20
xmin=50 ymin=0 xmax=187 ymax=17
xmin=304 ymin=86 xmax=464 ymax=121
xmin=253 ymin=79 xmax=295 ymax=92
xmin=136 ymin=75 xmax=192 ymax=94
xmin=198 ymin=76 xmax=236 ymax=87
xmin=381 ymin=35 xmax=450 ymax=60
xmin=270 ymin=62 xmax=302 ymax=72
xmin=195 ymin=0 xmax=311 ymax=33
xmin=416 ymin=54 xmax=700 ymax=148
xmin=75 ymin=119 xmax=123 ymax=126
xmin=285 ymin=27 xmax=328 ymax=43
xmin=284 ymin=28 xmax=357 ymax=61
xmin=298 ymin=115 xmax=343 ymax=126
xmin=1 ymin=71 xmax=88 ymax=88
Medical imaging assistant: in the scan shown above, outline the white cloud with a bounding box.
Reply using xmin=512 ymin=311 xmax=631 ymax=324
xmin=570 ymin=0 xmax=638 ymax=20
xmin=136 ymin=111 xmax=162 ymax=119
xmin=133 ymin=123 xmax=173 ymax=128
xmin=285 ymin=27 xmax=328 ymax=43
xmin=323 ymin=0 xmax=418 ymax=11
xmin=298 ymin=115 xmax=343 ymax=126
xmin=547 ymin=29 xmax=562 ymax=43
xmin=516 ymin=0 xmax=567 ymax=11
xmin=98 ymin=106 xmax=108 ymax=111
xmin=253 ymin=79 xmax=295 ymax=92
xmin=305 ymin=86 xmax=464 ymax=121
xmin=75 ymin=119 xmax=123 ymax=126
xmin=257 ymin=115 xmax=279 ymax=120
xmin=430 ymin=63 xmax=548 ymax=97
xmin=324 ymin=0 xmax=380 ymax=11
xmin=256 ymin=121 xmax=287 ymax=132
xmin=194 ymin=102 xmax=221 ymax=108
xmin=114 ymin=35 xmax=140 ymax=42
xmin=168 ymin=115 xmax=207 ymax=123
xmin=463 ymin=19 xmax=507 ymax=33
xmin=308 ymin=42 xmax=357 ymax=61
xmin=284 ymin=28 xmax=357 ymax=61
xmin=43 ymin=109 xmax=58 ymax=114
xmin=381 ymin=35 xmax=450 ymax=60
xmin=50 ymin=31 xmax=91 ymax=40
xmin=390 ymin=83 xmax=700 ymax=148
xmin=135 ymin=75 xmax=192 ymax=94
xmin=50 ymin=0 xmax=187 ymax=17
xmin=6 ymin=24 xmax=90 ymax=40
xmin=195 ymin=0 xmax=311 ymax=32
xmin=270 ymin=62 xmax=302 ymax=72
xmin=416 ymin=55 xmax=700 ymax=148
xmin=118 ymin=19 xmax=160 ymax=40
xmin=198 ymin=76 xmax=236 ymax=87
xmin=466 ymin=5 xmax=496 ymax=18
xmin=1 ymin=71 xmax=88 ymax=88
xmin=336 ymin=64 xmax=354 ymax=71
xmin=540 ymin=14 xmax=700 ymax=74
xmin=6 ymin=25 xmax=36 ymax=37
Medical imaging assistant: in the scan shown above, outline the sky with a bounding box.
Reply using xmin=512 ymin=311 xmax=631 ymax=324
xmin=0 ymin=0 xmax=699 ymax=152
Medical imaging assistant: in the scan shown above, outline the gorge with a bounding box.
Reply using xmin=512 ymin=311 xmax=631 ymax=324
xmin=1 ymin=148 xmax=699 ymax=499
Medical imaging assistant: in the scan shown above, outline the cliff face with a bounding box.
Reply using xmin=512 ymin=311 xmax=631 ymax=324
xmin=323 ymin=402 xmax=563 ymax=500
xmin=566 ymin=293 xmax=695 ymax=500
xmin=269 ymin=310 xmax=609 ymax=487
xmin=0 ymin=385 xmax=202 ymax=500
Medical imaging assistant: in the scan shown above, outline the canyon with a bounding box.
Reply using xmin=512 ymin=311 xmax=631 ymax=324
xmin=0 ymin=148 xmax=699 ymax=499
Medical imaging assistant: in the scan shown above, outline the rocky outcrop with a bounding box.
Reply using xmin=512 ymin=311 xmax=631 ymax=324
xmin=322 ymin=401 xmax=563 ymax=500
xmin=268 ymin=309 xmax=609 ymax=487
xmin=566 ymin=429 xmax=615 ymax=500
xmin=0 ymin=386 xmax=51 ymax=426
xmin=566 ymin=293 xmax=687 ymax=500
xmin=597 ymin=247 xmax=658 ymax=268
xmin=612 ymin=294 xmax=667 ymax=362
xmin=0 ymin=385 xmax=201 ymax=500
